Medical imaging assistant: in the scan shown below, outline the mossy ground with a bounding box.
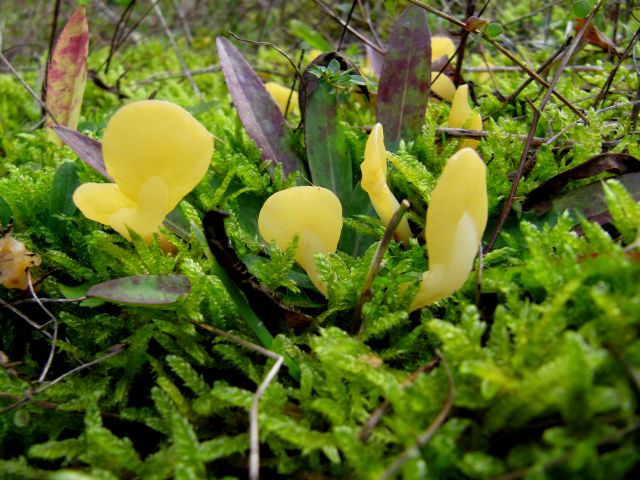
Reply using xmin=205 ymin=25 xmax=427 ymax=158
xmin=1 ymin=1 xmax=640 ymax=479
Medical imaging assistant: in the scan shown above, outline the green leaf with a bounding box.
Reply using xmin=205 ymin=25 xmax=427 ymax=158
xmin=485 ymin=23 xmax=504 ymax=38
xmin=572 ymin=0 xmax=593 ymax=19
xmin=86 ymin=275 xmax=191 ymax=305
xmin=289 ymin=19 xmax=332 ymax=51
xmin=304 ymin=79 xmax=351 ymax=202
xmin=49 ymin=161 xmax=80 ymax=237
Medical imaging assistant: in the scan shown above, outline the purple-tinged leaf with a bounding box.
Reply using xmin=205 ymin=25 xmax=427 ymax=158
xmin=216 ymin=37 xmax=299 ymax=176
xmin=303 ymin=80 xmax=351 ymax=201
xmin=53 ymin=125 xmax=112 ymax=180
xmin=45 ymin=6 xmax=89 ymax=141
xmin=376 ymin=5 xmax=431 ymax=152
xmin=524 ymin=153 xmax=640 ymax=215
xmin=87 ymin=275 xmax=191 ymax=305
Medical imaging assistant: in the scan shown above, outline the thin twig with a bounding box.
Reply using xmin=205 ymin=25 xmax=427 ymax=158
xmin=352 ymin=200 xmax=411 ymax=336
xmin=313 ymin=0 xmax=384 ymax=54
xmin=0 ymin=297 xmax=52 ymax=339
xmin=152 ymin=1 xmax=203 ymax=100
xmin=42 ymin=0 xmax=62 ymax=105
xmin=359 ymin=356 xmax=440 ymax=442
xmin=192 ymin=321 xmax=283 ymax=480
xmin=0 ymin=51 xmax=60 ymax=126
xmin=484 ymin=0 xmax=604 ymax=252
xmin=26 ymin=271 xmax=58 ymax=384
xmin=338 ymin=0 xmax=358 ymax=52
xmin=594 ymin=27 xmax=640 ymax=108
xmin=226 ymin=32 xmax=302 ymax=81
xmin=0 ymin=344 xmax=127 ymax=414
xmin=379 ymin=351 xmax=455 ymax=480
xmin=171 ymin=0 xmax=193 ymax=49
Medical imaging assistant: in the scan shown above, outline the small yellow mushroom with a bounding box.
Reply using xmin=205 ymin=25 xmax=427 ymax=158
xmin=265 ymin=82 xmax=299 ymax=116
xmin=448 ymin=84 xmax=482 ymax=150
xmin=0 ymin=230 xmax=41 ymax=290
xmin=258 ymin=186 xmax=342 ymax=296
xmin=409 ymin=148 xmax=487 ymax=311
xmin=73 ymin=100 xmax=213 ymax=243
xmin=431 ymin=72 xmax=456 ymax=102
xmin=361 ymin=123 xmax=412 ymax=242
xmin=432 ymin=36 xmax=456 ymax=62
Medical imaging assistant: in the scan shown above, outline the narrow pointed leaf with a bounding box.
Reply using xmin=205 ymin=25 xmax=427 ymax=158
xmin=376 ymin=5 xmax=431 ymax=151
xmin=49 ymin=161 xmax=80 ymax=236
xmin=216 ymin=36 xmax=299 ymax=176
xmin=303 ymin=80 xmax=351 ymax=202
xmin=45 ymin=6 xmax=89 ymax=139
xmin=87 ymin=275 xmax=191 ymax=305
xmin=53 ymin=126 xmax=111 ymax=180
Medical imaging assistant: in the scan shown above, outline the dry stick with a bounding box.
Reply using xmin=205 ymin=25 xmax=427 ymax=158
xmin=312 ymin=0 xmax=385 ymax=54
xmin=0 ymin=344 xmax=126 ymax=415
xmin=484 ymin=0 xmax=604 ymax=253
xmin=379 ymin=351 xmax=455 ymax=480
xmin=0 ymin=51 xmax=60 ymax=126
xmin=338 ymin=0 xmax=359 ymax=52
xmin=407 ymin=0 xmax=587 ymax=122
xmin=104 ymin=0 xmax=137 ymax=74
xmin=359 ymin=355 xmax=440 ymax=442
xmin=464 ymin=65 xmax=606 ymax=73
xmin=95 ymin=0 xmax=141 ymax=44
xmin=545 ymin=99 xmax=640 ymax=146
xmin=502 ymin=39 xmax=569 ymax=106
xmin=594 ymin=27 xmax=640 ymax=109
xmin=27 ymin=271 xmax=58 ymax=384
xmin=193 ymin=321 xmax=283 ymax=480
xmin=152 ymin=1 xmax=203 ymax=101
xmin=171 ymin=0 xmax=193 ymax=49
xmin=357 ymin=0 xmax=384 ymax=50
xmin=352 ymin=200 xmax=411 ymax=337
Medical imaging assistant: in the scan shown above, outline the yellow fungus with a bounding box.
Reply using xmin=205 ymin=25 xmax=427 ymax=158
xmin=258 ymin=186 xmax=342 ymax=296
xmin=432 ymin=36 xmax=456 ymax=61
xmin=361 ymin=123 xmax=412 ymax=242
xmin=448 ymin=84 xmax=482 ymax=150
xmin=431 ymin=72 xmax=456 ymax=102
xmin=409 ymin=148 xmax=487 ymax=310
xmin=265 ymin=82 xmax=299 ymax=116
xmin=73 ymin=100 xmax=213 ymax=243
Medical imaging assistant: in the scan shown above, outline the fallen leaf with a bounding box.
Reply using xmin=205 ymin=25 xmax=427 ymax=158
xmin=575 ymin=18 xmax=623 ymax=56
xmin=524 ymin=153 xmax=640 ymax=214
xmin=53 ymin=126 xmax=111 ymax=180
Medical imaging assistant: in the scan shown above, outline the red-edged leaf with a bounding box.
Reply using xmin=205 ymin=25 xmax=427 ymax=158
xmin=87 ymin=275 xmax=191 ymax=305
xmin=216 ymin=36 xmax=300 ymax=176
xmin=45 ymin=6 xmax=89 ymax=140
xmin=376 ymin=5 xmax=431 ymax=152
xmin=53 ymin=126 xmax=112 ymax=180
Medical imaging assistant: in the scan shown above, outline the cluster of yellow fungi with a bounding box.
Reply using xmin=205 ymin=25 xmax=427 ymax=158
xmin=258 ymin=124 xmax=487 ymax=310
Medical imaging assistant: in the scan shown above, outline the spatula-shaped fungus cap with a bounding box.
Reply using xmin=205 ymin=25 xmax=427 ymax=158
xmin=73 ymin=100 xmax=213 ymax=242
xmin=361 ymin=123 xmax=412 ymax=242
xmin=410 ymin=148 xmax=487 ymax=310
xmin=448 ymin=84 xmax=482 ymax=150
xmin=258 ymin=186 xmax=342 ymax=296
